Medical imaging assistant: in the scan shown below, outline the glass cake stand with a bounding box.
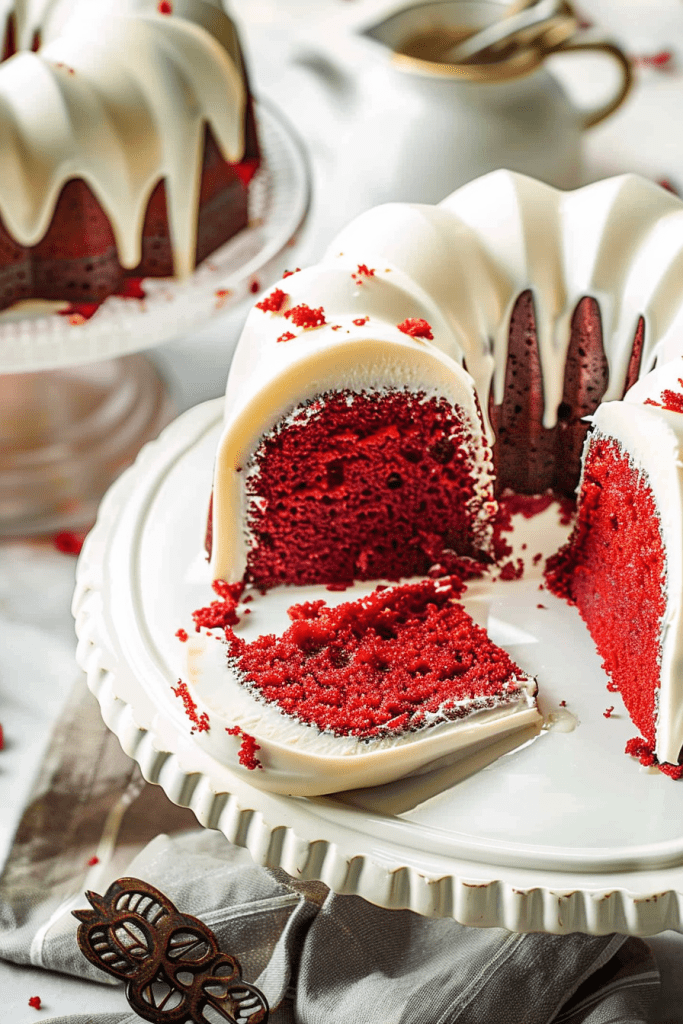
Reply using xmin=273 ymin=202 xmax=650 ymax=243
xmin=73 ymin=399 xmax=683 ymax=937
xmin=0 ymin=100 xmax=310 ymax=537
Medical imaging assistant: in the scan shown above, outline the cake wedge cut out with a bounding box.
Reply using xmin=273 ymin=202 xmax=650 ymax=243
xmin=187 ymin=577 xmax=541 ymax=796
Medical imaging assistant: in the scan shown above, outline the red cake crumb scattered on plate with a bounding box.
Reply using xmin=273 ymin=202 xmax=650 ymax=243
xmin=225 ymin=726 xmax=262 ymax=770
xmin=28 ymin=997 xmax=42 ymax=1010
xmin=193 ymin=580 xmax=244 ymax=631
xmin=225 ymin=577 xmax=535 ymax=740
xmin=171 ymin=680 xmax=210 ymax=734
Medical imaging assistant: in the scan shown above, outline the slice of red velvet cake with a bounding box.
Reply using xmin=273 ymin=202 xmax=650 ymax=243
xmin=546 ymin=361 xmax=683 ymax=776
xmin=214 ymin=577 xmax=540 ymax=793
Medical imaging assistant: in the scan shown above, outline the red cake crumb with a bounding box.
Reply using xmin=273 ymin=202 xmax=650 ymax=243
xmin=176 ymin=629 xmax=188 ymax=642
xmin=603 ymin=706 xmax=615 ymax=718
xmin=644 ymin=378 xmax=683 ymax=413
xmin=283 ymin=303 xmax=326 ymax=328
xmin=118 ymin=277 xmax=146 ymax=300
xmin=256 ymin=288 xmax=288 ymax=313
xmin=244 ymin=389 xmax=494 ymax=588
xmin=331 ymin=324 xmax=342 ymax=331
xmin=87 ymin=855 xmax=100 ymax=866
xmin=353 ymin=317 xmax=369 ymax=326
xmin=171 ymin=681 xmax=210 ymax=734
xmin=659 ymin=179 xmax=679 ymax=195
xmin=28 ymin=997 xmax=42 ymax=1010
xmin=499 ymin=559 xmax=524 ymax=581
xmin=559 ymin=700 xmax=567 ymax=707
xmin=157 ymin=0 xmax=172 ymax=12
xmin=397 ymin=318 xmax=433 ymax=340
xmin=625 ymin=737 xmax=683 ymax=779
xmin=192 ymin=579 xmax=245 ymax=632
xmin=637 ymin=50 xmax=673 ymax=68
xmin=533 ymin=553 xmax=543 ymax=565
xmin=0 ymin=724 xmax=4 ymax=750
xmin=537 ymin=603 xmax=546 ymax=609
xmin=53 ymin=531 xmax=85 ymax=555
xmin=226 ymin=726 xmax=262 ymax=770
xmin=250 ymin=279 xmax=260 ymax=294
xmin=355 ymin=264 xmax=375 ymax=278
xmin=546 ymin=437 xmax=666 ymax=749
xmin=225 ymin=578 xmax=532 ymax=740
xmin=276 ymin=331 xmax=296 ymax=343
xmin=282 ymin=268 xmax=301 ymax=278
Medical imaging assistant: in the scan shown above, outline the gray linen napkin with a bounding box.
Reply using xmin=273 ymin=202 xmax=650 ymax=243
xmin=0 ymin=675 xmax=662 ymax=1023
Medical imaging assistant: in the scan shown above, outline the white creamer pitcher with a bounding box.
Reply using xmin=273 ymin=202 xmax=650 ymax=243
xmin=300 ymin=0 xmax=632 ymax=217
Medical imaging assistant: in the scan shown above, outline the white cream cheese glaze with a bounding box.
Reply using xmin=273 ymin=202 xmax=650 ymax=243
xmin=211 ymin=171 xmax=683 ymax=585
xmin=0 ymin=0 xmax=246 ymax=274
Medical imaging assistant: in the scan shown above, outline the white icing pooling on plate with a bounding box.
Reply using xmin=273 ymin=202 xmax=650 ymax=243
xmin=543 ymin=708 xmax=579 ymax=733
xmin=0 ymin=0 xmax=246 ymax=274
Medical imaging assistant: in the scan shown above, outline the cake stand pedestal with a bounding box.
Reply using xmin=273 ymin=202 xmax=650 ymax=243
xmin=0 ymin=100 xmax=310 ymax=538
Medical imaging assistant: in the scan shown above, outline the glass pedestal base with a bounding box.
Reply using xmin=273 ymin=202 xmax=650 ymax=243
xmin=0 ymin=355 xmax=173 ymax=537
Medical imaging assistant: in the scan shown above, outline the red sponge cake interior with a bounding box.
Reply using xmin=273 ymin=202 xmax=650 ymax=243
xmin=244 ymin=388 xmax=494 ymax=589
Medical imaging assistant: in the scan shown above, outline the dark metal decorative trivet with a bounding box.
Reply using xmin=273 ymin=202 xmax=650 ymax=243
xmin=73 ymin=877 xmax=269 ymax=1023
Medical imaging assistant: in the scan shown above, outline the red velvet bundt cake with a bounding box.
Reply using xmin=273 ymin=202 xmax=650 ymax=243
xmin=0 ymin=0 xmax=259 ymax=313
xmin=201 ymin=172 xmax=683 ymax=786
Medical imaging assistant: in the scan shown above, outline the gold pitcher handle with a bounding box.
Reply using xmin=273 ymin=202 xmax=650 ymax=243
xmin=544 ymin=30 xmax=633 ymax=129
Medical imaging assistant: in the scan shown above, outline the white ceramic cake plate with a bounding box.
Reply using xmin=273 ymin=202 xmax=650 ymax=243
xmin=74 ymin=399 xmax=683 ymax=936
xmin=0 ymin=100 xmax=310 ymax=374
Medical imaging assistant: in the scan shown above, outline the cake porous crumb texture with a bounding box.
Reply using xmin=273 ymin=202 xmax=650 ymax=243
xmin=546 ymin=436 xmax=666 ymax=749
xmin=226 ymin=578 xmax=533 ymax=740
xmin=245 ymin=389 xmax=493 ymax=589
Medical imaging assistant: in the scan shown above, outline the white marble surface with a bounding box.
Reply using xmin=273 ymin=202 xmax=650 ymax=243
xmin=3 ymin=0 xmax=683 ymax=1020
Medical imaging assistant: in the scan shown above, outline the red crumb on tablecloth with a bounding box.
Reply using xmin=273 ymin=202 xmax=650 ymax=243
xmin=282 ymin=268 xmax=301 ymax=278
xmin=250 ymin=280 xmax=260 ymax=294
xmin=277 ymin=331 xmax=296 ymax=343
xmin=171 ymin=680 xmax=210 ymax=734
xmin=192 ymin=580 xmax=245 ymax=632
xmin=53 ymin=531 xmax=86 ymax=555
xmin=499 ymin=559 xmax=524 ymax=581
xmin=397 ymin=318 xmax=433 ymax=340
xmin=175 ymin=629 xmax=188 ymax=642
xmin=603 ymin=706 xmax=615 ymax=718
xmin=637 ymin=50 xmax=673 ymax=68
xmin=256 ymin=288 xmax=288 ymax=313
xmin=353 ymin=317 xmax=369 ymax=326
xmin=87 ymin=856 xmax=100 ymax=866
xmin=283 ymin=303 xmax=326 ymax=328
xmin=28 ymin=997 xmax=42 ymax=1010
xmin=625 ymin=737 xmax=683 ymax=779
xmin=225 ymin=726 xmax=262 ymax=770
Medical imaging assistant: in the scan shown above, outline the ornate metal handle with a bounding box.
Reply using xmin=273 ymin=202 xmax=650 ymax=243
xmin=73 ymin=878 xmax=269 ymax=1024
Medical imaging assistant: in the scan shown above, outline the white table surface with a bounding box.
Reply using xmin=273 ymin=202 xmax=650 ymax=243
xmin=3 ymin=1 xmax=683 ymax=1020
